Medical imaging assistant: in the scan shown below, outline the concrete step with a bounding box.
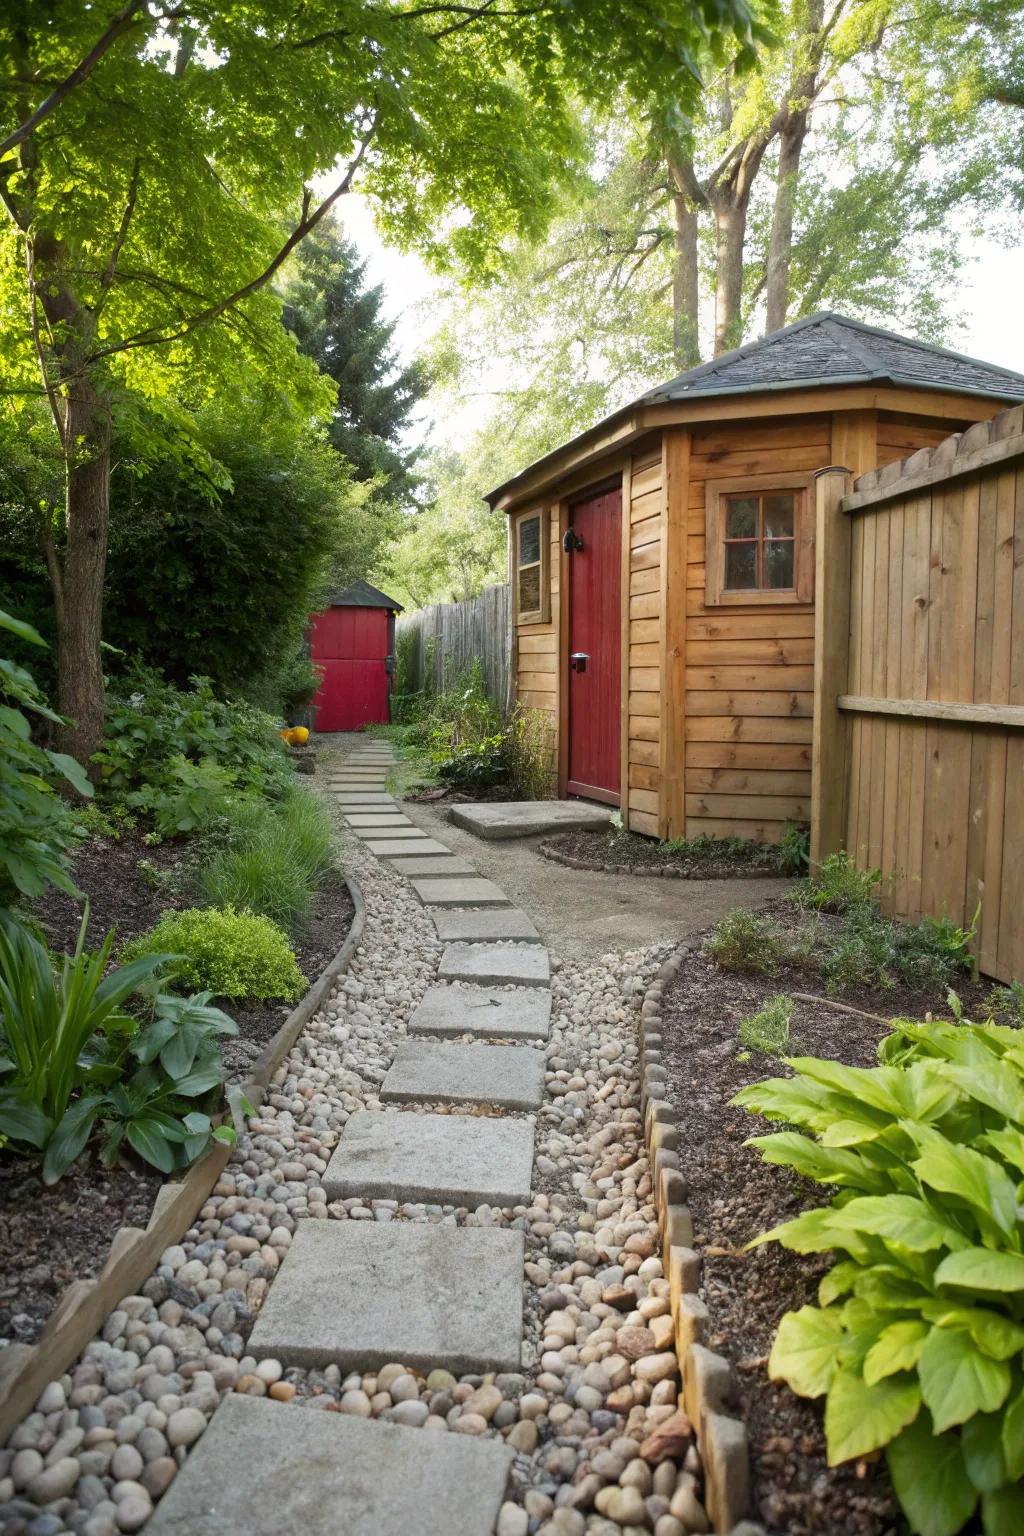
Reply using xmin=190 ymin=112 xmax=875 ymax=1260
xmin=345 ymin=816 xmax=417 ymax=831
xmin=335 ymin=793 xmax=397 ymax=806
xmin=431 ymin=908 xmax=542 ymax=944
xmin=449 ymin=800 xmax=611 ymax=840
xmin=409 ymin=984 xmax=551 ymax=1041
xmin=247 ymin=1220 xmax=524 ymax=1374
xmin=323 ymin=1109 xmax=535 ymax=1206
xmin=408 ymin=877 xmax=510 ymax=909
xmin=145 ymin=1394 xmax=513 ymax=1536
xmin=388 ymin=855 xmax=476 ymax=876
xmin=365 ymin=837 xmax=451 ymax=856
xmin=438 ymin=943 xmax=550 ymax=988
xmin=381 ymin=1039 xmax=545 ymax=1110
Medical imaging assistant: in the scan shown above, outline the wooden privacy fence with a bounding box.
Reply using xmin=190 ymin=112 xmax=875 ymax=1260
xmin=812 ymin=404 xmax=1024 ymax=983
xmin=396 ymin=583 xmax=512 ymax=708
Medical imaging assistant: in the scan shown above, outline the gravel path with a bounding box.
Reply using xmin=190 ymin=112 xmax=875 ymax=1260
xmin=0 ymin=745 xmax=713 ymax=1536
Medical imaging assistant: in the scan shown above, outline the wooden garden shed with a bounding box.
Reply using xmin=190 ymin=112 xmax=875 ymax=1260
xmin=487 ymin=313 xmax=1024 ymax=840
xmin=310 ymin=580 xmax=403 ymax=732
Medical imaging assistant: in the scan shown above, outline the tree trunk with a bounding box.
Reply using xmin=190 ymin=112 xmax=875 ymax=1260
xmin=765 ymin=111 xmax=808 ymax=333
xmin=711 ymin=192 xmax=746 ymax=354
xmin=54 ymin=375 xmax=111 ymax=765
xmin=670 ymin=188 xmax=701 ymax=370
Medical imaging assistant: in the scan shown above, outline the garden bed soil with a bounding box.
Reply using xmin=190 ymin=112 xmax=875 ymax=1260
xmin=658 ymin=905 xmax=991 ymax=1536
xmin=541 ymin=827 xmax=790 ymax=878
xmin=0 ymin=833 xmax=354 ymax=1348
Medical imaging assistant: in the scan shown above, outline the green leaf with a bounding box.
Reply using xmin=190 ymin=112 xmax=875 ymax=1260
xmin=921 ymin=1306 xmax=1024 ymax=1361
xmin=909 ymin=1126 xmax=1018 ymax=1241
xmin=982 ymin=1484 xmax=1024 ymax=1536
xmin=173 ymin=1064 xmax=223 ymax=1097
xmin=820 ymin=1260 xmax=862 ymax=1306
xmin=0 ymin=607 xmax=46 ymax=646
xmin=0 ymin=1096 xmax=51 ymax=1149
xmin=747 ymin=1132 xmax=888 ymax=1191
xmin=125 ymin=1118 xmax=176 ymax=1173
xmin=42 ymin=1094 xmax=104 ymax=1184
xmin=935 ymin=1249 xmax=1024 ymax=1294
xmin=47 ymin=751 xmax=93 ymax=797
xmin=768 ymin=1306 xmax=845 ymax=1398
xmin=830 ymin=1194 xmax=968 ymax=1254
xmin=864 ymin=1320 xmax=929 ymax=1385
xmin=918 ymin=1327 xmax=1012 ymax=1433
xmin=824 ymin=1365 xmax=921 ymax=1463
xmin=962 ymin=1413 xmax=1007 ymax=1494
xmin=1000 ymin=1383 xmax=1024 ymax=1480
xmin=888 ymin=1413 xmax=978 ymax=1536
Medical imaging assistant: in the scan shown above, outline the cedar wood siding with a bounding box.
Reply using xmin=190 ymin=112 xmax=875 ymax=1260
xmin=626 ymin=443 xmax=664 ymax=834
xmin=513 ymin=506 xmax=561 ymax=783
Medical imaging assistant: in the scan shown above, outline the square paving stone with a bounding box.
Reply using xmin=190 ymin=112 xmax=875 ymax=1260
xmin=344 ymin=814 xmax=414 ymax=828
xmin=439 ymin=942 xmax=551 ymax=988
xmin=449 ymin=800 xmax=611 ymax=839
xmin=323 ymin=1109 xmax=535 ymax=1205
xmin=381 ymin=1039 xmax=545 ymax=1109
xmin=388 ymin=855 xmax=476 ymax=876
xmin=248 ymin=1219 xmax=524 ymax=1373
xmin=366 ymin=837 xmax=451 ymax=856
xmin=336 ymin=793 xmax=397 ymax=805
xmin=409 ymin=984 xmax=551 ymax=1041
xmin=409 ymin=876 xmax=510 ymax=908
xmin=145 ymin=1393 xmax=513 ymax=1536
xmin=432 ymin=908 xmax=541 ymax=944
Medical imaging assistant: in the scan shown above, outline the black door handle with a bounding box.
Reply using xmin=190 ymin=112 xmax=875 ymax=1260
xmin=570 ymin=652 xmax=589 ymax=673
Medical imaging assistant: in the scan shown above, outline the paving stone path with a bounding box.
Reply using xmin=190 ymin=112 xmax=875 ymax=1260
xmin=2 ymin=739 xmax=704 ymax=1536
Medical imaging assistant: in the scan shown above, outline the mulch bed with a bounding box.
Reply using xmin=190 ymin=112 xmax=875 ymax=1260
xmin=0 ymin=828 xmax=353 ymax=1348
xmin=541 ymin=827 xmax=790 ymax=878
xmin=658 ymin=905 xmax=991 ymax=1536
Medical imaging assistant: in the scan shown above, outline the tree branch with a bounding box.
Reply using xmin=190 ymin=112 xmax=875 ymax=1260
xmin=95 ymin=156 xmax=141 ymax=315
xmin=0 ymin=0 xmax=155 ymax=161
xmin=87 ymin=119 xmax=377 ymax=364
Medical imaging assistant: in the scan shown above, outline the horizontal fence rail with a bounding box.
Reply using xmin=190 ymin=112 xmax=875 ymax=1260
xmin=812 ymin=403 xmax=1024 ymax=984
xmin=396 ymin=583 xmax=512 ymax=708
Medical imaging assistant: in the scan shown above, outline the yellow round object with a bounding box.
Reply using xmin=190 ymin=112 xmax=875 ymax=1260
xmin=290 ymin=726 xmax=309 ymax=745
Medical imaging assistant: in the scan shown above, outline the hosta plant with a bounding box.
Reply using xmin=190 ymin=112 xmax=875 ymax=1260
xmin=733 ymin=1000 xmax=1024 ymax=1536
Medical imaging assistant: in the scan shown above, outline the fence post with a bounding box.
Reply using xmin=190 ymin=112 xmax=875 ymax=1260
xmin=811 ymin=465 xmax=854 ymax=869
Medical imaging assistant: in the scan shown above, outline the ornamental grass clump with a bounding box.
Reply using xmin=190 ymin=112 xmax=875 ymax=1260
xmin=706 ymin=908 xmax=784 ymax=974
xmin=124 ymin=906 xmax=305 ymax=1001
xmin=198 ymin=788 xmax=333 ymax=929
xmin=734 ymin=995 xmax=1024 ymax=1536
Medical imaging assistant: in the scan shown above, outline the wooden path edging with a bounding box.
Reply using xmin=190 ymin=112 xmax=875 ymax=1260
xmin=0 ymin=876 xmax=366 ymax=1444
xmin=639 ymin=946 xmax=762 ymax=1536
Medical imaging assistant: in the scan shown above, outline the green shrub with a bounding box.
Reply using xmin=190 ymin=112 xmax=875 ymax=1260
xmin=777 ymin=821 xmax=810 ymax=876
xmin=986 ymin=979 xmax=1024 ymax=1026
xmin=503 ymin=707 xmax=553 ymax=800
xmin=0 ymin=608 xmax=92 ymax=904
xmin=706 ymin=909 xmax=784 ymax=974
xmin=738 ymin=994 xmax=794 ymax=1054
xmin=735 ymin=1005 xmax=1024 ymax=1536
xmin=124 ymin=906 xmax=306 ymax=1000
xmin=93 ymin=668 xmax=291 ymax=835
xmin=198 ymin=789 xmax=334 ymax=929
xmin=0 ymin=910 xmax=238 ymax=1182
xmin=797 ymin=850 xmax=880 ymax=912
xmin=820 ymin=905 xmax=975 ymax=996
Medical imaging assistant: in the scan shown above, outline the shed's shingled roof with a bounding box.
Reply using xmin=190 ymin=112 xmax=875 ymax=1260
xmin=641 ymin=313 xmax=1024 ymax=404
xmin=327 ymin=579 xmax=403 ymax=612
xmin=486 ymin=312 xmax=1024 ymax=506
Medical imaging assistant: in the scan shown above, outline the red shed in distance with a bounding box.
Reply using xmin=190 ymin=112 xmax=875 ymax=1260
xmin=309 ymin=580 xmax=403 ymax=733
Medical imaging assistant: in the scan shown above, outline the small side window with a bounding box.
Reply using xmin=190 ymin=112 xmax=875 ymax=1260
xmin=514 ymin=509 xmax=550 ymax=623
xmin=705 ymin=475 xmax=813 ymax=606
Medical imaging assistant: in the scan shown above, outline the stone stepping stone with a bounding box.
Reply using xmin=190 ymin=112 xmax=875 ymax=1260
xmin=248 ymin=1220 xmax=524 ymax=1373
xmin=432 ymin=908 xmax=542 ymax=944
xmin=344 ymin=815 xmax=414 ymax=829
xmin=145 ymin=1394 xmax=513 ymax=1536
xmin=439 ymin=942 xmax=551 ymax=988
xmin=409 ymin=876 xmax=510 ymax=908
xmin=366 ymin=837 xmax=451 ymax=856
xmin=381 ymin=1039 xmax=545 ymax=1110
xmin=389 ymin=855 xmax=476 ymax=876
xmin=409 ymin=984 xmax=551 ymax=1041
xmin=323 ymin=1109 xmax=535 ymax=1205
xmin=336 ymin=793 xmax=397 ymax=805
xmin=449 ymin=800 xmax=611 ymax=839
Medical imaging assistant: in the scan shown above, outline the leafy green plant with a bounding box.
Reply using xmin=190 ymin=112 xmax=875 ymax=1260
xmin=198 ymin=789 xmax=334 ymax=929
xmin=503 ymin=706 xmax=553 ymax=800
xmin=986 ymin=980 xmax=1024 ymax=1027
xmin=777 ymin=821 xmax=811 ymax=876
xmin=734 ymin=1004 xmax=1024 ymax=1536
xmin=0 ymin=608 xmax=92 ymax=903
xmin=126 ymin=754 xmax=239 ymax=838
xmin=797 ymin=850 xmax=880 ymax=912
xmin=123 ymin=906 xmax=306 ymax=1001
xmin=820 ymin=905 xmax=975 ymax=996
xmin=739 ymin=994 xmax=794 ymax=1054
xmin=707 ymin=909 xmax=784 ymax=974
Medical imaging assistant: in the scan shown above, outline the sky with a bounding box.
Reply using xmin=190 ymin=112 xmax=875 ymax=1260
xmin=336 ymin=195 xmax=1024 ymax=451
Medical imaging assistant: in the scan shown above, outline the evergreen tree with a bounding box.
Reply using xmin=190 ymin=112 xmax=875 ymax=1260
xmin=283 ymin=220 xmax=430 ymax=506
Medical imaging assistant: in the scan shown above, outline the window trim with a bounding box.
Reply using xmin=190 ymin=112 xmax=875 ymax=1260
xmin=705 ymin=472 xmax=814 ymax=607
xmin=513 ymin=507 xmax=551 ymax=624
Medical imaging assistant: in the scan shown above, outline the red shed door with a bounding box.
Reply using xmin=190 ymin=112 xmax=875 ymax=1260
xmin=567 ymin=484 xmax=622 ymax=805
xmin=310 ymin=607 xmax=389 ymax=731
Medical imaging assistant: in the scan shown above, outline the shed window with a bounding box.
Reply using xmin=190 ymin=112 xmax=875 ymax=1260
xmin=706 ymin=474 xmax=812 ymax=606
xmin=514 ymin=509 xmax=550 ymax=623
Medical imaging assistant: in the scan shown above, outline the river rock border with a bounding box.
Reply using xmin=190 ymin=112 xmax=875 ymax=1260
xmin=538 ymin=842 xmax=779 ymax=882
xmin=639 ymin=946 xmax=764 ymax=1536
xmin=0 ymin=877 xmax=366 ymax=1445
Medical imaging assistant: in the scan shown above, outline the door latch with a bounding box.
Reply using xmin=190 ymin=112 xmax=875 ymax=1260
xmin=570 ymin=652 xmax=589 ymax=673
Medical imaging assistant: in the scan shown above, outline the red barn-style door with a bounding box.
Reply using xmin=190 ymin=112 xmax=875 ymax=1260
xmin=310 ymin=606 xmax=389 ymax=731
xmin=566 ymin=484 xmax=622 ymax=805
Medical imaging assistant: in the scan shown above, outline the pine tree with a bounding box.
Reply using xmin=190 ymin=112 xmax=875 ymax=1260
xmin=283 ymin=221 xmax=429 ymax=505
